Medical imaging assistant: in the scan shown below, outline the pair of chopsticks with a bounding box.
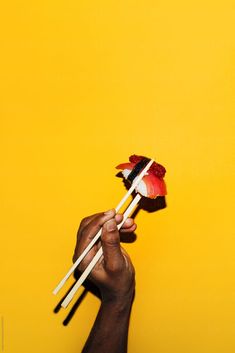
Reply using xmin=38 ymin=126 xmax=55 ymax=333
xmin=53 ymin=159 xmax=154 ymax=308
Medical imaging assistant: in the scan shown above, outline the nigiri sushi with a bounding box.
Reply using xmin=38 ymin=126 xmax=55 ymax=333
xmin=116 ymin=154 xmax=167 ymax=199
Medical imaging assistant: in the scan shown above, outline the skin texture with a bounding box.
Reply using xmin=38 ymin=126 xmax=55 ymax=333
xmin=73 ymin=209 xmax=136 ymax=353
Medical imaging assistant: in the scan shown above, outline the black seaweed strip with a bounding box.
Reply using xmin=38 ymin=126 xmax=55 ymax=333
xmin=127 ymin=158 xmax=150 ymax=183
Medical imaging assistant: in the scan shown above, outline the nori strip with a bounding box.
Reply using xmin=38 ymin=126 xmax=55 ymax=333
xmin=127 ymin=157 xmax=150 ymax=183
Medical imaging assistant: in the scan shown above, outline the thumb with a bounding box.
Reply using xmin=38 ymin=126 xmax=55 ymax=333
xmin=101 ymin=218 xmax=124 ymax=272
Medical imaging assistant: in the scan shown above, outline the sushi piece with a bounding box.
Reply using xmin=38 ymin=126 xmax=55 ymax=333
xmin=116 ymin=154 xmax=167 ymax=199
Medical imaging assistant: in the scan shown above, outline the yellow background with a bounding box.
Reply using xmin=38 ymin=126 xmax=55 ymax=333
xmin=1 ymin=1 xmax=234 ymax=352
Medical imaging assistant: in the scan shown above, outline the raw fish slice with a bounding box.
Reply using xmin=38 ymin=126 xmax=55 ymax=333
xmin=142 ymin=174 xmax=167 ymax=197
xmin=116 ymin=162 xmax=136 ymax=170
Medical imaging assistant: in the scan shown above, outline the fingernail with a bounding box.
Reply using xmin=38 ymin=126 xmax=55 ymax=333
xmin=104 ymin=209 xmax=114 ymax=215
xmin=106 ymin=219 xmax=117 ymax=232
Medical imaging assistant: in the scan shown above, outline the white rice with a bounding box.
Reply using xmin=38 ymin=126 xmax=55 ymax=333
xmin=122 ymin=169 xmax=148 ymax=197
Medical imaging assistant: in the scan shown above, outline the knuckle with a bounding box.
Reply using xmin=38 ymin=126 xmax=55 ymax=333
xmin=79 ymin=227 xmax=86 ymax=238
xmin=78 ymin=226 xmax=90 ymax=240
xmin=80 ymin=217 xmax=89 ymax=228
xmin=93 ymin=215 xmax=104 ymax=227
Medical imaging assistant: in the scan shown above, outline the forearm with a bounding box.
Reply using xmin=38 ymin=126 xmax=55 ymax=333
xmin=82 ymin=296 xmax=134 ymax=353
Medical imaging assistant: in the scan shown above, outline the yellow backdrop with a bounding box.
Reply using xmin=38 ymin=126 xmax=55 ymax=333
xmin=1 ymin=1 xmax=234 ymax=352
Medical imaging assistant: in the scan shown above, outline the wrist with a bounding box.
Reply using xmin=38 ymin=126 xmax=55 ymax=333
xmin=101 ymin=289 xmax=135 ymax=313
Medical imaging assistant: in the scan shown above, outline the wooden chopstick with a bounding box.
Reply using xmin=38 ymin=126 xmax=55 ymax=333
xmin=53 ymin=158 xmax=154 ymax=296
xmin=61 ymin=193 xmax=142 ymax=308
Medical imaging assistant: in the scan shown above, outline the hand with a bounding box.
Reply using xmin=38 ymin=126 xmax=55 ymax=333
xmin=73 ymin=209 xmax=136 ymax=303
